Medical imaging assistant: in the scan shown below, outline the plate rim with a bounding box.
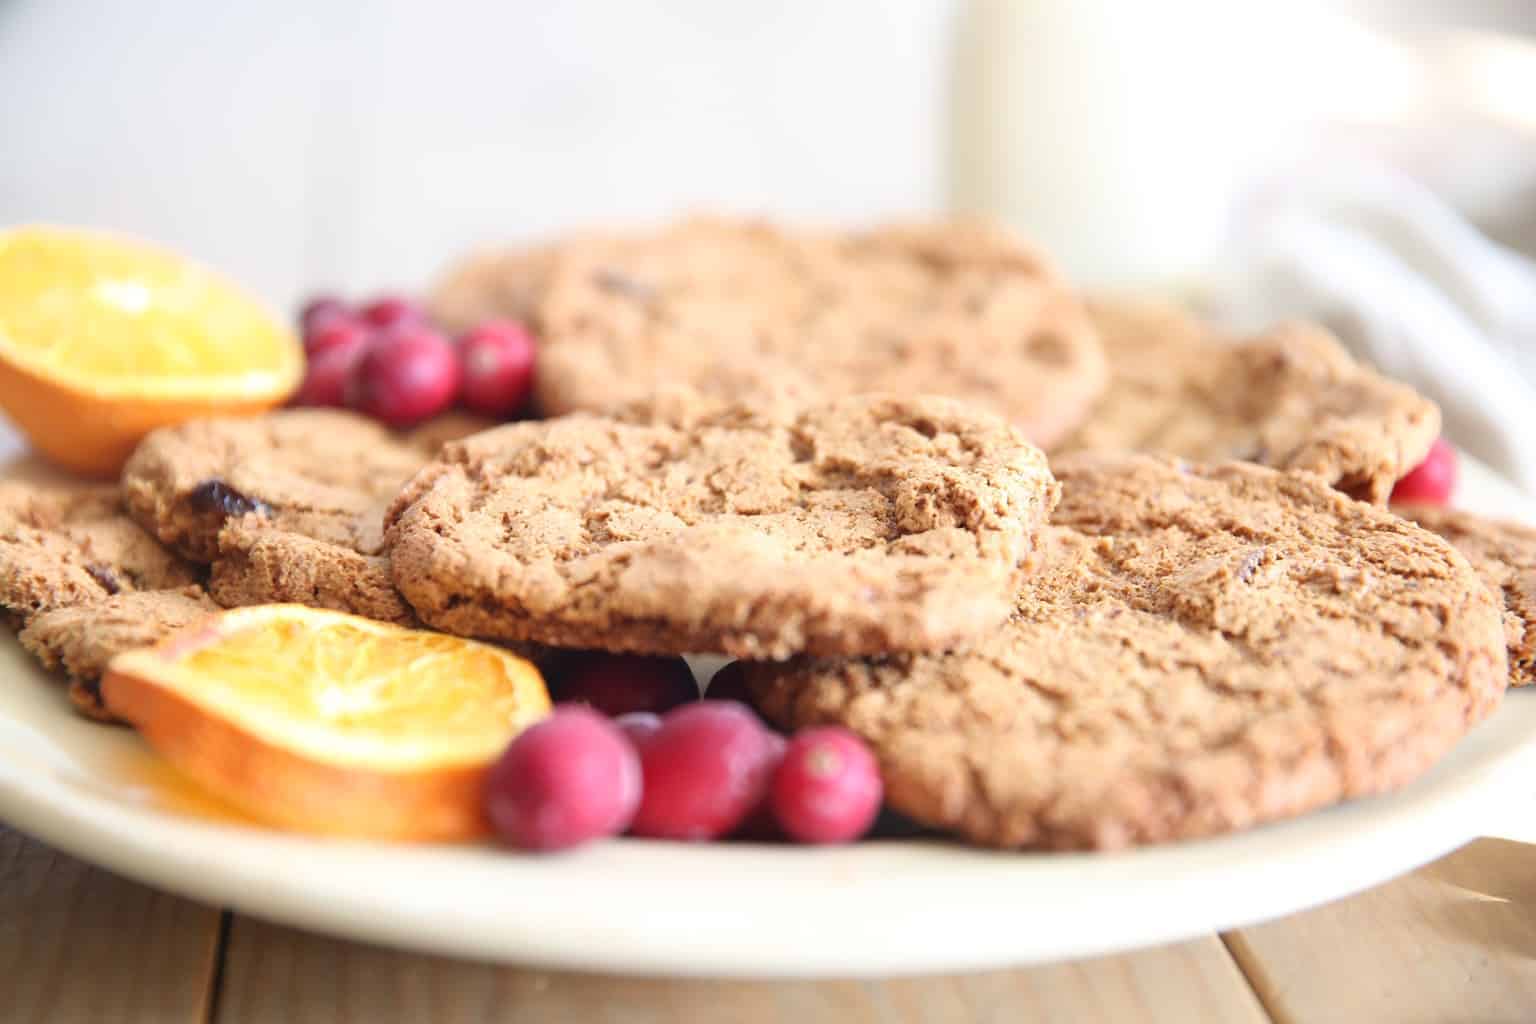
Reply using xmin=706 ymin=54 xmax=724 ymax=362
xmin=0 ymin=451 xmax=1533 ymax=976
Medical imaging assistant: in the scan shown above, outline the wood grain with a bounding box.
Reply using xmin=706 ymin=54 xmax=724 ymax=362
xmin=216 ymin=915 xmax=1265 ymax=1024
xmin=1226 ymin=837 xmax=1536 ymax=1024
xmin=0 ymin=826 xmax=223 ymax=1024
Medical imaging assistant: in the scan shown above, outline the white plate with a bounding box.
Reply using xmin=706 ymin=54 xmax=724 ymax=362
xmin=1 ymin=456 xmax=1534 ymax=977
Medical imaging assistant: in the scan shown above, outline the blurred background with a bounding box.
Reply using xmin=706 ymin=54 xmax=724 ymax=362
xmin=3 ymin=0 xmax=1534 ymax=481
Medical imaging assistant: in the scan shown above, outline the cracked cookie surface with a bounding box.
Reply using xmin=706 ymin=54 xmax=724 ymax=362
xmin=386 ymin=394 xmax=1058 ymax=658
xmin=121 ymin=410 xmax=501 ymax=624
xmin=746 ymin=452 xmax=1508 ymax=849
xmin=122 ymin=409 xmax=427 ymax=562
xmin=529 ymin=218 xmax=1106 ymax=448
xmin=1053 ymin=299 xmax=1440 ymax=503
xmin=1397 ymin=503 xmax=1536 ymax=686
xmin=0 ymin=477 xmax=200 ymax=624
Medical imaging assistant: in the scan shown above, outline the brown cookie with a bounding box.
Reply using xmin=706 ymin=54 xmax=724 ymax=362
xmin=386 ymin=394 xmax=1058 ymax=658
xmin=121 ymin=410 xmax=496 ymax=627
xmin=529 ymin=218 xmax=1106 ymax=448
xmin=122 ymin=409 xmax=427 ymax=562
xmin=427 ymin=243 xmax=557 ymax=336
xmin=1396 ymin=503 xmax=1536 ymax=686
xmin=1053 ymin=298 xmax=1440 ymax=503
xmin=747 ymin=452 xmax=1508 ymax=850
xmin=209 ymin=524 xmax=416 ymax=625
xmin=20 ymin=586 xmax=219 ymax=721
xmin=0 ymin=478 xmax=200 ymax=624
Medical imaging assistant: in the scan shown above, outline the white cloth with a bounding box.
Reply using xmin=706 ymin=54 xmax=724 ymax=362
xmin=1210 ymin=164 xmax=1536 ymax=494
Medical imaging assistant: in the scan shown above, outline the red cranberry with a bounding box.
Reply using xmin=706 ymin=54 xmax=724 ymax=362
xmin=704 ymin=661 xmax=752 ymax=705
xmin=630 ymin=701 xmax=779 ymax=840
xmin=303 ymin=314 xmax=370 ymax=357
xmin=346 ymin=327 xmax=460 ymax=426
xmin=299 ymin=295 xmax=350 ymax=334
xmin=1391 ymin=437 xmax=1458 ymax=505
xmin=292 ymin=333 xmax=369 ymax=408
xmin=458 ymin=320 xmax=537 ymax=418
xmin=359 ymin=294 xmax=424 ymax=330
xmin=771 ymin=726 xmax=882 ymax=844
xmin=551 ymin=653 xmax=698 ymax=718
xmin=484 ymin=707 xmax=641 ymax=852
xmin=734 ymin=730 xmax=788 ymax=840
xmin=614 ymin=711 xmax=663 ymax=747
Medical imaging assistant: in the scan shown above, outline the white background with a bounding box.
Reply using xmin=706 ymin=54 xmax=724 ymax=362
xmin=3 ymin=1 xmax=1533 ymax=307
xmin=0 ymin=0 xmax=952 ymax=309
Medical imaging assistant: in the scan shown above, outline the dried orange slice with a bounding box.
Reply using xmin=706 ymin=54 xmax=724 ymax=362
xmin=102 ymin=605 xmax=550 ymax=840
xmin=0 ymin=226 xmax=303 ymax=477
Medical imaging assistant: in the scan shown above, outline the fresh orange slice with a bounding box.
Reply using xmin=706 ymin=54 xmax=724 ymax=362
xmin=0 ymin=226 xmax=303 ymax=477
xmin=102 ymin=605 xmax=550 ymax=841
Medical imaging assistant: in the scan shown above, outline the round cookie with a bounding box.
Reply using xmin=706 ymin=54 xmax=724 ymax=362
xmin=530 ymin=218 xmax=1107 ymax=449
xmin=1053 ymin=298 xmax=1440 ymax=503
xmin=0 ymin=478 xmax=200 ymax=625
xmin=747 ymin=452 xmax=1508 ymax=850
xmin=385 ymin=394 xmax=1059 ymax=658
xmin=122 ymin=409 xmax=427 ymax=562
xmin=121 ymin=410 xmax=508 ymax=626
xmin=1397 ymin=503 xmax=1536 ymax=686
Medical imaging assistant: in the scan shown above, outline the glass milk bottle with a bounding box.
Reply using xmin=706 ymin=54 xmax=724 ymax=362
xmin=949 ymin=0 xmax=1257 ymax=291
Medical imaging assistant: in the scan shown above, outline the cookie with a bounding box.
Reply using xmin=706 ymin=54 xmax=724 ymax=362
xmin=427 ymin=243 xmax=557 ymax=335
xmin=0 ymin=478 xmax=200 ymax=625
xmin=386 ymin=394 xmax=1058 ymax=658
xmin=530 ymin=218 xmax=1106 ymax=449
xmin=1396 ymin=503 xmax=1536 ymax=686
xmin=209 ymin=524 xmax=415 ymax=625
xmin=746 ymin=452 xmax=1508 ymax=850
xmin=20 ymin=586 xmax=219 ymax=720
xmin=1053 ymin=299 xmax=1440 ymax=503
xmin=121 ymin=410 xmax=525 ymax=626
xmin=402 ymin=411 xmax=499 ymax=455
xmin=122 ymin=409 xmax=426 ymax=562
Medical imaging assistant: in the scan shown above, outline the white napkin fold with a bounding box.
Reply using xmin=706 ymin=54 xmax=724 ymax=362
xmin=1209 ymin=163 xmax=1536 ymax=495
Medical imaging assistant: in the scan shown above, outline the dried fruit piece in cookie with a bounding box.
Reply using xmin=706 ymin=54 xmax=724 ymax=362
xmin=0 ymin=477 xmax=199 ymax=624
xmin=386 ymin=394 xmax=1058 ymax=658
xmin=20 ymin=586 xmax=219 ymax=721
xmin=1397 ymin=503 xmax=1535 ymax=686
xmin=532 ymin=218 xmax=1106 ymax=448
xmin=747 ymin=453 xmax=1508 ymax=850
xmin=102 ymin=604 xmax=551 ymax=839
xmin=1053 ymin=298 xmax=1440 ymax=503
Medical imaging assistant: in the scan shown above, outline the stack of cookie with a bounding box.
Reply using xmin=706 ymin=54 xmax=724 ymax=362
xmin=2 ymin=215 xmax=1530 ymax=853
xmin=0 ymin=413 xmax=498 ymax=717
xmin=415 ymin=216 xmax=1527 ymax=848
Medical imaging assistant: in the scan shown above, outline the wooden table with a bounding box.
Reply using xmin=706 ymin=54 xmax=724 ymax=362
xmin=5 ymin=828 xmax=1536 ymax=1023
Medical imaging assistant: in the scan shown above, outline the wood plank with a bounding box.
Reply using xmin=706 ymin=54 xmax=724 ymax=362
xmin=217 ymin=915 xmax=1267 ymax=1024
xmin=1226 ymin=837 xmax=1536 ymax=1024
xmin=0 ymin=825 xmax=224 ymax=1024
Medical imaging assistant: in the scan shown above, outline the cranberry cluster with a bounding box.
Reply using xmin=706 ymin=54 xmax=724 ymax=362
xmin=485 ymin=655 xmax=883 ymax=852
xmin=294 ymin=294 xmax=536 ymax=425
